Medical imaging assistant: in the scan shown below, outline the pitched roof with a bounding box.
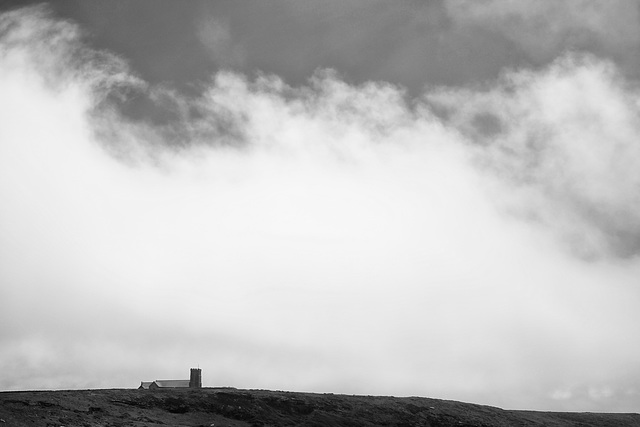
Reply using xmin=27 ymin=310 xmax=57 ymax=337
xmin=152 ymin=380 xmax=191 ymax=388
xmin=139 ymin=381 xmax=153 ymax=389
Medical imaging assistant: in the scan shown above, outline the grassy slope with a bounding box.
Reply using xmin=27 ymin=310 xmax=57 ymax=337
xmin=1 ymin=387 xmax=639 ymax=427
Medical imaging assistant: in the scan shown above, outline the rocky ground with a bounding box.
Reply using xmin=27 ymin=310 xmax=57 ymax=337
xmin=1 ymin=387 xmax=639 ymax=427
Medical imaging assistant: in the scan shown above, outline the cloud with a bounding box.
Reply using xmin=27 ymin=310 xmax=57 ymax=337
xmin=1 ymin=5 xmax=640 ymax=413
xmin=197 ymin=17 xmax=246 ymax=69
xmin=428 ymin=54 xmax=640 ymax=259
xmin=445 ymin=0 xmax=640 ymax=64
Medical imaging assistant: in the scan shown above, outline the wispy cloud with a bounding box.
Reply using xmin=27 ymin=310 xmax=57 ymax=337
xmin=446 ymin=0 xmax=640 ymax=64
xmin=1 ymin=5 xmax=639 ymax=412
xmin=197 ymin=17 xmax=246 ymax=69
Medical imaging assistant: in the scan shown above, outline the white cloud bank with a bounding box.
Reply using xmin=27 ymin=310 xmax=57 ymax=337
xmin=1 ymin=6 xmax=640 ymax=412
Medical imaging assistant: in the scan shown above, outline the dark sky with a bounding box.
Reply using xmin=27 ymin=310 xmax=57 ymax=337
xmin=4 ymin=0 xmax=639 ymax=126
xmin=0 ymin=0 xmax=541 ymax=92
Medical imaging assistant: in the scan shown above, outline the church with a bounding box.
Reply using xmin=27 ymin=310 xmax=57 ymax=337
xmin=139 ymin=368 xmax=202 ymax=389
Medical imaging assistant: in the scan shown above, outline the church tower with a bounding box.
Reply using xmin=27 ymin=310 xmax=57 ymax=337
xmin=189 ymin=368 xmax=202 ymax=388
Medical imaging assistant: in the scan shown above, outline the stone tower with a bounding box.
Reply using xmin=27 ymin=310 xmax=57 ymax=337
xmin=189 ymin=368 xmax=202 ymax=388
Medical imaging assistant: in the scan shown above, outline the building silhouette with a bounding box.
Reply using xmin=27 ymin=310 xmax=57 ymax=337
xmin=139 ymin=368 xmax=202 ymax=389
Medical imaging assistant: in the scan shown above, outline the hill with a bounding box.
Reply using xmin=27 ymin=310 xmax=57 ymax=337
xmin=1 ymin=387 xmax=639 ymax=427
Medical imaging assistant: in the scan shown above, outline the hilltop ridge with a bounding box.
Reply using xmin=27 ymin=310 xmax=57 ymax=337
xmin=1 ymin=387 xmax=639 ymax=427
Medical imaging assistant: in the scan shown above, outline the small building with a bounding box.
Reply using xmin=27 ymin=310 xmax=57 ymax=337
xmin=139 ymin=368 xmax=202 ymax=389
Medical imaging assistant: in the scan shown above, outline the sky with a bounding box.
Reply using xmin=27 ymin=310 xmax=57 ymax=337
xmin=1 ymin=0 xmax=640 ymax=413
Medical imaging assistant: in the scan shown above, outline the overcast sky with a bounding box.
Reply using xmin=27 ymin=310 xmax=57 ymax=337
xmin=1 ymin=0 xmax=640 ymax=413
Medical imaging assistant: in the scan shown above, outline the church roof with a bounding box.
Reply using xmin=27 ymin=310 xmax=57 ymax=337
xmin=152 ymin=380 xmax=191 ymax=388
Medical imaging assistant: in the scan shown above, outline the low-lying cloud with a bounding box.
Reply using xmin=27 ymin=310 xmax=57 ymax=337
xmin=1 ymin=5 xmax=640 ymax=412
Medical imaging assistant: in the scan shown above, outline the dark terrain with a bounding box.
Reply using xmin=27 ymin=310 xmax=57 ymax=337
xmin=1 ymin=387 xmax=639 ymax=427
